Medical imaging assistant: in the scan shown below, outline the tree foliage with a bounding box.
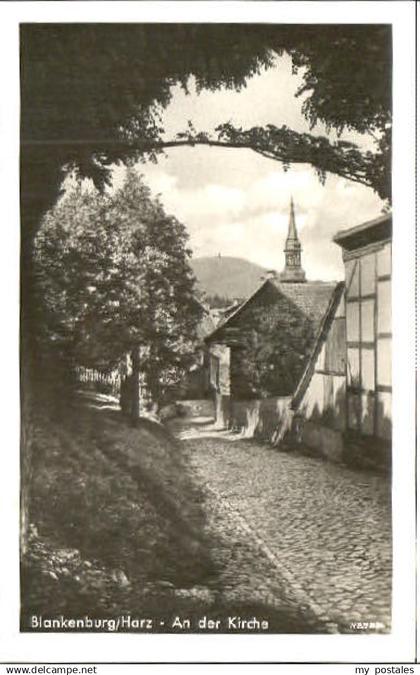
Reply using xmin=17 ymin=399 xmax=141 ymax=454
xmin=21 ymin=24 xmax=272 ymax=239
xmin=22 ymin=23 xmax=392 ymax=248
xmin=34 ymin=171 xmax=202 ymax=397
xmin=230 ymin=304 xmax=315 ymax=399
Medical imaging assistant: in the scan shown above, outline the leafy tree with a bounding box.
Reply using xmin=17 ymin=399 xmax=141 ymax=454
xmin=34 ymin=170 xmax=202 ymax=413
xmin=230 ymin=304 xmax=315 ymax=400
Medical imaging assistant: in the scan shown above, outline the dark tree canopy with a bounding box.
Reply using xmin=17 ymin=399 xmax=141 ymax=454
xmin=21 ymin=24 xmax=270 ymax=236
xmin=21 ymin=23 xmax=392 ymax=247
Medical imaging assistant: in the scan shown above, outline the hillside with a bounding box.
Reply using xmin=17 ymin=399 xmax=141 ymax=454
xmin=22 ymin=390 xmax=215 ymax=628
xmin=191 ymin=256 xmax=267 ymax=301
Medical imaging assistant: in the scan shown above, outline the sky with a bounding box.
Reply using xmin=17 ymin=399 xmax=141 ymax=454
xmin=113 ymin=54 xmax=385 ymax=281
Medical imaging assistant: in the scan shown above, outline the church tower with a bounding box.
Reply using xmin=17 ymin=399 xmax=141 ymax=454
xmin=279 ymin=197 xmax=306 ymax=282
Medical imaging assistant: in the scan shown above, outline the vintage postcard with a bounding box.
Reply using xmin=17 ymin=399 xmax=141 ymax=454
xmin=0 ymin=0 xmax=416 ymax=668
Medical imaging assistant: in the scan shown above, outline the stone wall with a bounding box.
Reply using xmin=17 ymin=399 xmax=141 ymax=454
xmin=231 ymin=396 xmax=293 ymax=441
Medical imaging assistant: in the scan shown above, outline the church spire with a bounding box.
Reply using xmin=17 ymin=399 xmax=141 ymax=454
xmin=287 ymin=196 xmax=298 ymax=241
xmin=279 ymin=197 xmax=306 ymax=283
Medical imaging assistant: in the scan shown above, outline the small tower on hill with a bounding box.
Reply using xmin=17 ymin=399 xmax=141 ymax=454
xmin=280 ymin=197 xmax=306 ymax=283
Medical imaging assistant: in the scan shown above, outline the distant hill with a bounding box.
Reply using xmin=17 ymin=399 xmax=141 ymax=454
xmin=191 ymin=256 xmax=268 ymax=301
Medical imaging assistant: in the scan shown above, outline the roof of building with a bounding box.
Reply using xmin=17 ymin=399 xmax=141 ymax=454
xmin=269 ymin=279 xmax=337 ymax=325
xmin=205 ymin=276 xmax=339 ymax=344
xmin=333 ymin=212 xmax=392 ymax=251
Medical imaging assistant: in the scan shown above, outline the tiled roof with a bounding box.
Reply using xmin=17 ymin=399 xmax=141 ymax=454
xmin=205 ymin=277 xmax=339 ymax=344
xmin=268 ymin=279 xmax=338 ymax=329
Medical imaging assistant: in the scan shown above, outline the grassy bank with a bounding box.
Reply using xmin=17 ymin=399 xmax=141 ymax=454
xmin=21 ymin=390 xmax=218 ymax=629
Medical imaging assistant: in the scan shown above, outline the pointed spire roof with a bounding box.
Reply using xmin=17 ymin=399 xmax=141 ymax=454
xmin=280 ymin=196 xmax=306 ymax=282
xmin=287 ymin=196 xmax=299 ymax=241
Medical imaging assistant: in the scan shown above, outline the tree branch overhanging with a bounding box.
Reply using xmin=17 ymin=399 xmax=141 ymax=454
xmin=148 ymin=137 xmax=373 ymax=189
xmin=22 ymin=122 xmax=390 ymax=202
xmin=126 ymin=122 xmax=389 ymax=201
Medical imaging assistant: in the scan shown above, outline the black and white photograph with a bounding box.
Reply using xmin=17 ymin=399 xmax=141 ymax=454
xmin=0 ymin=0 xmax=416 ymax=667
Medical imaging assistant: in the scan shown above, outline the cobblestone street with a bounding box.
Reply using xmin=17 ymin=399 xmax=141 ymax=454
xmin=171 ymin=418 xmax=392 ymax=634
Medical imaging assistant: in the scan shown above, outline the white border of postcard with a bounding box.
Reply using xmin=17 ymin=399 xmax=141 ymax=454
xmin=0 ymin=0 xmax=416 ymax=665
